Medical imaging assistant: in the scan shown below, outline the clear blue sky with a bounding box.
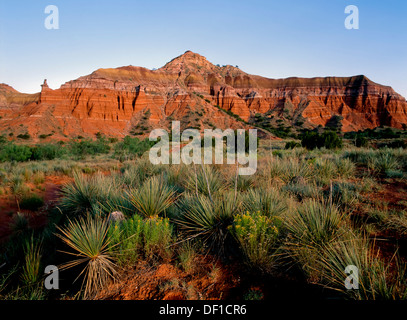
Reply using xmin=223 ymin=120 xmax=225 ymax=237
xmin=0 ymin=0 xmax=406 ymax=98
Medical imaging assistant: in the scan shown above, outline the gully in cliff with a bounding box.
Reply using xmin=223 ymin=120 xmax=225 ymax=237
xmin=149 ymin=121 xmax=258 ymax=176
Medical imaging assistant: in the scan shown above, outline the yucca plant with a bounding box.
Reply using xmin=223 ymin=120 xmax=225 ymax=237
xmin=284 ymin=199 xmax=347 ymax=280
xmin=243 ymin=188 xmax=287 ymax=218
xmin=335 ymin=158 xmax=356 ymax=179
xmin=185 ymin=165 xmax=225 ymax=197
xmin=283 ymin=181 xmax=321 ymax=201
xmin=269 ymin=157 xmax=314 ymax=184
xmin=99 ymin=192 xmax=135 ymax=217
xmin=286 ymin=199 xmax=345 ymax=249
xmin=318 ymin=236 xmax=407 ymax=300
xmin=21 ymin=236 xmax=43 ymax=286
xmin=127 ymin=176 xmax=176 ymax=218
xmin=59 ymin=171 xmax=115 ymax=216
xmin=234 ymin=174 xmax=255 ymax=192
xmin=9 ymin=212 xmax=29 ymax=235
xmin=174 ymin=192 xmax=239 ymax=253
xmin=368 ymin=150 xmax=400 ymax=175
xmin=177 ymin=241 xmax=197 ymax=273
xmin=325 ymin=181 xmax=359 ymax=209
xmin=314 ymin=158 xmax=338 ymax=185
xmin=57 ymin=215 xmax=118 ymax=299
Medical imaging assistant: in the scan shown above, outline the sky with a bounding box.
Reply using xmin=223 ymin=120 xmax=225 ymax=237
xmin=0 ymin=0 xmax=406 ymax=98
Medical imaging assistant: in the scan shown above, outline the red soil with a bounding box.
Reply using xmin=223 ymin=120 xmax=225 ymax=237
xmin=95 ymin=256 xmax=242 ymax=300
xmin=0 ymin=175 xmax=72 ymax=243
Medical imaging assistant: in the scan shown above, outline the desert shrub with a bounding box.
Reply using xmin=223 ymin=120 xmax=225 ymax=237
xmin=242 ymin=188 xmax=288 ymax=218
xmin=382 ymin=214 xmax=407 ymax=236
xmin=285 ymin=141 xmax=301 ymax=149
xmin=231 ymin=211 xmax=280 ymax=272
xmin=177 ymin=241 xmax=197 ymax=273
xmin=57 ymin=215 xmax=118 ymax=299
xmin=301 ymin=131 xmax=343 ymax=150
xmin=162 ymin=165 xmax=188 ymax=193
xmin=233 ymin=174 xmax=255 ymax=192
xmin=9 ymin=212 xmax=30 ymax=236
xmin=269 ymin=157 xmax=313 ymax=183
xmin=344 ymin=149 xmax=376 ymax=166
xmin=354 ymin=135 xmax=369 ymax=147
xmin=39 ymin=133 xmax=53 ymax=139
xmin=185 ymin=165 xmax=225 ymax=197
xmin=285 ymin=200 xmax=346 ymax=279
xmin=20 ymin=236 xmax=42 ymax=286
xmin=32 ymin=171 xmax=45 ymax=185
xmin=17 ymin=133 xmax=31 ymax=140
xmin=108 ymin=215 xmax=143 ymax=265
xmin=335 ymin=158 xmax=356 ymax=178
xmin=367 ymin=208 xmax=407 ymax=236
xmin=318 ymin=236 xmax=407 ymax=300
xmin=142 ymin=217 xmax=173 ymax=261
xmin=109 ymin=214 xmax=174 ymax=262
xmin=0 ymin=144 xmax=32 ymax=162
xmin=174 ymin=193 xmax=239 ymax=253
xmin=59 ymin=172 xmax=117 ymax=216
xmin=377 ymin=139 xmax=406 ymax=149
xmin=100 ymin=193 xmax=135 ymax=217
xmin=67 ymin=138 xmax=110 ymax=159
xmin=127 ymin=176 xmax=176 ymax=218
xmin=113 ymin=136 xmax=155 ymax=160
xmin=314 ymin=158 xmax=338 ymax=184
xmin=30 ymin=144 xmax=65 ymax=161
xmin=368 ymin=150 xmax=400 ymax=175
xmin=324 ymin=181 xmax=359 ymax=208
xmin=283 ymin=182 xmax=321 ymax=201
xmin=19 ymin=195 xmax=44 ymax=211
xmin=0 ymin=134 xmax=7 ymax=144
xmin=286 ymin=200 xmax=344 ymax=249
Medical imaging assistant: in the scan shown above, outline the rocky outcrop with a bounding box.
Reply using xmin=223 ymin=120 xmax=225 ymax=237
xmin=1 ymin=51 xmax=406 ymax=139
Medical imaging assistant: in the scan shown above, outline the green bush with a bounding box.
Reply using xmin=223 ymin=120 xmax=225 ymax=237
xmin=355 ymin=135 xmax=368 ymax=147
xmin=30 ymin=144 xmax=65 ymax=161
xmin=377 ymin=139 xmax=406 ymax=149
xmin=285 ymin=141 xmax=301 ymax=149
xmin=0 ymin=143 xmax=32 ymax=162
xmin=231 ymin=211 xmax=280 ymax=271
xmin=108 ymin=215 xmax=143 ymax=265
xmin=17 ymin=133 xmax=31 ymax=140
xmin=109 ymin=215 xmax=173 ymax=263
xmin=301 ymin=131 xmax=343 ymax=150
xmin=113 ymin=136 xmax=155 ymax=160
xmin=20 ymin=195 xmax=45 ymax=211
xmin=68 ymin=138 xmax=110 ymax=159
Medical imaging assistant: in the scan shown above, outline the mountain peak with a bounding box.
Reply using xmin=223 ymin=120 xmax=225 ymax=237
xmin=160 ymin=51 xmax=212 ymax=74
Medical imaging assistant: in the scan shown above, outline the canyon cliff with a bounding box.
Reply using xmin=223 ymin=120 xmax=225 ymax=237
xmin=1 ymin=51 xmax=406 ymax=140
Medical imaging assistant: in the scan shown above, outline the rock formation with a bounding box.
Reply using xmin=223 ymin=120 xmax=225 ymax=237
xmin=1 ymin=51 xmax=406 ymax=139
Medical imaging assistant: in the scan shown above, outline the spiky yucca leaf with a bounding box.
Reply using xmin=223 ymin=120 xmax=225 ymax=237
xmin=243 ymin=188 xmax=287 ymax=218
xmin=57 ymin=215 xmax=117 ymax=299
xmin=174 ymin=192 xmax=239 ymax=252
xmin=317 ymin=237 xmax=407 ymax=300
xmin=285 ymin=199 xmax=344 ymax=249
xmin=127 ymin=176 xmax=176 ymax=218
xmin=185 ymin=165 xmax=225 ymax=197
xmin=21 ymin=236 xmax=42 ymax=286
